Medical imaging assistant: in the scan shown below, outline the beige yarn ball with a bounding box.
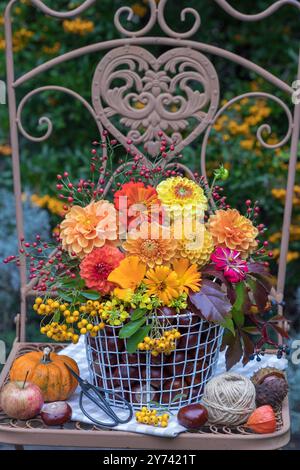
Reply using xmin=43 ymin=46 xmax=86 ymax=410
xmin=202 ymin=372 xmax=256 ymax=426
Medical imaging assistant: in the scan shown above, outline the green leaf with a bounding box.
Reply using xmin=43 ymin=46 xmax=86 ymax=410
xmin=221 ymin=316 xmax=235 ymax=336
xmin=231 ymin=283 xmax=246 ymax=327
xmin=126 ymin=324 xmax=151 ymax=353
xmin=119 ymin=317 xmax=147 ymax=339
xmin=130 ymin=308 xmax=147 ymax=321
xmin=52 ymin=311 xmax=60 ymax=323
xmin=171 ymin=393 xmax=187 ymax=403
xmin=57 ymin=290 xmax=73 ymax=303
xmin=80 ymin=290 xmax=100 ymax=300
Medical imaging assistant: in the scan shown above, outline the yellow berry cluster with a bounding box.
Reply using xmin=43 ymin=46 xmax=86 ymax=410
xmin=135 ymin=408 xmax=170 ymax=428
xmin=137 ymin=329 xmax=181 ymax=356
xmin=33 ymin=297 xmax=62 ymax=315
xmin=40 ymin=323 xmax=79 ymax=344
xmin=77 ymin=318 xmax=105 ymax=337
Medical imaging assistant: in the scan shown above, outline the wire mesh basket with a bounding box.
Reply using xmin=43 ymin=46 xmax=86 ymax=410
xmin=85 ymin=311 xmax=223 ymax=410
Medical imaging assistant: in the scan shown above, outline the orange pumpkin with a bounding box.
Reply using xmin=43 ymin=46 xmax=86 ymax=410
xmin=246 ymin=405 xmax=276 ymax=434
xmin=10 ymin=347 xmax=79 ymax=402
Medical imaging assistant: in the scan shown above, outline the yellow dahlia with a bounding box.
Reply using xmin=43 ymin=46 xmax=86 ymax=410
xmin=177 ymin=224 xmax=214 ymax=268
xmin=156 ymin=176 xmax=207 ymax=215
xmin=172 ymin=258 xmax=201 ymax=293
xmin=60 ymin=200 xmax=117 ymax=258
xmin=208 ymin=208 xmax=258 ymax=255
xmin=144 ymin=266 xmax=181 ymax=305
xmin=123 ymin=222 xmax=177 ymax=268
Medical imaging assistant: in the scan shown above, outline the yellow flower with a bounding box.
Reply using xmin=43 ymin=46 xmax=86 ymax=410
xmin=177 ymin=224 xmax=214 ymax=268
xmin=240 ymin=139 xmax=255 ymax=150
xmin=123 ymin=222 xmax=177 ymax=268
xmin=42 ymin=42 xmax=61 ymax=55
xmin=31 ymin=194 xmax=65 ymax=216
xmin=208 ymin=209 xmax=258 ymax=256
xmin=60 ymin=200 xmax=117 ymax=257
xmin=63 ymin=18 xmax=94 ymax=35
xmin=156 ymin=177 xmax=207 ymax=215
xmin=132 ymin=3 xmax=148 ymax=17
xmin=144 ymin=266 xmax=181 ymax=305
xmin=0 ymin=144 xmax=12 ymax=156
xmin=108 ymin=256 xmax=146 ymax=300
xmin=172 ymin=258 xmax=201 ymax=293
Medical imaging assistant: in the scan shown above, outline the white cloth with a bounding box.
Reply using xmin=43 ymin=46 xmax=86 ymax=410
xmin=61 ymin=336 xmax=287 ymax=438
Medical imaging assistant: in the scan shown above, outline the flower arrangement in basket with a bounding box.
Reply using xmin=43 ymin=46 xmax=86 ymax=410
xmin=5 ymin=133 xmax=289 ymax=413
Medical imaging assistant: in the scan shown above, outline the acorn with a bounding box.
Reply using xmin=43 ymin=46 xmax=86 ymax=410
xmin=251 ymin=367 xmax=288 ymax=408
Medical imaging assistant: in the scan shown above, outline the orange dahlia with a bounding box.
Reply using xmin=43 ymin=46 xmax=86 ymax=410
xmin=114 ymin=181 xmax=162 ymax=228
xmin=79 ymin=245 xmax=125 ymax=294
xmin=208 ymin=208 xmax=258 ymax=255
xmin=123 ymin=222 xmax=177 ymax=268
xmin=60 ymin=200 xmax=117 ymax=258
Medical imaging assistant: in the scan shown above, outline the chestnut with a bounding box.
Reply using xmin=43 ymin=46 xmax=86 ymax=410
xmin=177 ymin=311 xmax=199 ymax=327
xmin=141 ymin=367 xmax=165 ymax=388
xmin=121 ymin=352 xmax=145 ymax=366
xmin=129 ymin=384 xmax=159 ymax=404
xmin=178 ymin=331 xmax=199 ymax=350
xmin=185 ymin=360 xmax=207 ymax=385
xmin=41 ymin=402 xmax=72 ymax=426
xmin=161 ymin=378 xmax=187 ymax=404
xmin=166 ymin=351 xmax=195 ymax=375
xmin=177 ymin=404 xmax=208 ymax=429
xmin=112 ymin=365 xmax=140 ymax=387
xmin=158 ymin=307 xmax=177 ymax=325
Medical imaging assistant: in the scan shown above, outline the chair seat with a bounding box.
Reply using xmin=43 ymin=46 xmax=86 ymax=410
xmin=0 ymin=342 xmax=290 ymax=450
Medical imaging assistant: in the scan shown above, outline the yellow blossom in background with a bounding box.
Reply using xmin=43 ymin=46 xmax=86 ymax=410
xmin=42 ymin=42 xmax=61 ymax=55
xmin=0 ymin=15 xmax=4 ymax=26
xmin=12 ymin=28 xmax=34 ymax=52
xmin=0 ymin=145 xmax=12 ymax=156
xmin=272 ymin=249 xmax=300 ymax=263
xmin=31 ymin=194 xmax=65 ymax=216
xmin=0 ymin=39 xmax=5 ymax=50
xmin=132 ymin=3 xmax=148 ymax=17
xmin=272 ymin=186 xmax=300 ymax=205
xmin=63 ymin=18 xmax=94 ymax=35
xmin=240 ymin=138 xmax=255 ymax=150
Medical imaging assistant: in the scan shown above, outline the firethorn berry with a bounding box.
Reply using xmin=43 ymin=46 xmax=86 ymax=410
xmin=246 ymin=199 xmax=252 ymax=206
xmin=268 ymin=252 xmax=274 ymax=258
xmin=63 ymin=172 xmax=69 ymax=177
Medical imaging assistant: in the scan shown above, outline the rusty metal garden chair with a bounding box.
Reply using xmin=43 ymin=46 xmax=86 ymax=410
xmin=1 ymin=0 xmax=299 ymax=449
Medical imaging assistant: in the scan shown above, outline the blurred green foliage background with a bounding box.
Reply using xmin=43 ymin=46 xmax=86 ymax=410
xmin=0 ymin=0 xmax=300 ymax=349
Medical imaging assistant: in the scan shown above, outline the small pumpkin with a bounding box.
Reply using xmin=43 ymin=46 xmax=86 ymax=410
xmin=246 ymin=405 xmax=276 ymax=434
xmin=10 ymin=347 xmax=79 ymax=402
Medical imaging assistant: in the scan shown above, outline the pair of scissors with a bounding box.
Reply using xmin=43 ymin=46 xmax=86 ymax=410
xmin=65 ymin=364 xmax=133 ymax=427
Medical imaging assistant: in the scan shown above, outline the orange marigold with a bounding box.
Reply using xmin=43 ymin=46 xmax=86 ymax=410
xmin=79 ymin=245 xmax=125 ymax=294
xmin=60 ymin=200 xmax=117 ymax=258
xmin=208 ymin=208 xmax=258 ymax=255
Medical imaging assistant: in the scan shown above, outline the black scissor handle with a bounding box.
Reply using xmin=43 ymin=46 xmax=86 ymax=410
xmin=79 ymin=385 xmax=133 ymax=427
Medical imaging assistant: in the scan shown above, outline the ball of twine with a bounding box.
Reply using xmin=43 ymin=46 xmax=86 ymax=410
xmin=202 ymin=372 xmax=256 ymax=426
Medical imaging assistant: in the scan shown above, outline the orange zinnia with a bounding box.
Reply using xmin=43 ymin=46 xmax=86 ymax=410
xmin=208 ymin=209 xmax=258 ymax=256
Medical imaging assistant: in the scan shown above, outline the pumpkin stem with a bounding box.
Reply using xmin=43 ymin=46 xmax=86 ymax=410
xmin=41 ymin=347 xmax=52 ymax=364
xmin=22 ymin=370 xmax=30 ymax=389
